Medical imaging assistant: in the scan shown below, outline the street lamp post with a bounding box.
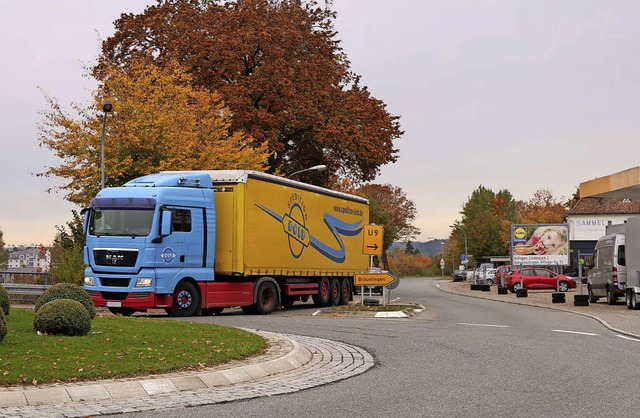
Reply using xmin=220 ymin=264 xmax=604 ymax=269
xmin=100 ymin=100 xmax=113 ymax=189
xmin=450 ymin=224 xmax=468 ymax=269
xmin=287 ymin=164 xmax=327 ymax=179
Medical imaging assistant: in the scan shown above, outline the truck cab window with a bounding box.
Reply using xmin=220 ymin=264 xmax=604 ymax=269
xmin=171 ymin=209 xmax=192 ymax=233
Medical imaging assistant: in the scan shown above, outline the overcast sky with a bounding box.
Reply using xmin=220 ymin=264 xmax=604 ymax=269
xmin=1 ymin=0 xmax=639 ymax=246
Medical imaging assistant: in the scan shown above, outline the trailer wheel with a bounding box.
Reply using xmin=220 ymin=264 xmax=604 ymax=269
xmin=339 ymin=278 xmax=352 ymax=305
xmin=626 ymin=292 xmax=633 ymax=309
xmin=329 ymin=278 xmax=341 ymax=306
xmin=169 ymin=281 xmax=200 ymax=317
xmin=313 ymin=277 xmax=331 ymax=307
xmin=108 ymin=307 xmax=136 ymax=316
xmin=255 ymin=281 xmax=279 ymax=315
xmin=632 ymin=293 xmax=640 ymax=310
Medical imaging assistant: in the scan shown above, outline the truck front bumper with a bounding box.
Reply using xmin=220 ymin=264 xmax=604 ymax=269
xmin=86 ymin=290 xmax=173 ymax=309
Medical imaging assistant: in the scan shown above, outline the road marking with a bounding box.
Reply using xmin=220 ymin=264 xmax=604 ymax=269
xmin=312 ymin=310 xmax=322 ymax=316
xmin=458 ymin=322 xmax=510 ymax=328
xmin=616 ymin=334 xmax=640 ymax=342
xmin=552 ymin=329 xmax=600 ymax=336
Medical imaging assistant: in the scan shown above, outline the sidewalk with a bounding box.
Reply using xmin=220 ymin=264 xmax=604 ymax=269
xmin=439 ymin=280 xmax=640 ymax=338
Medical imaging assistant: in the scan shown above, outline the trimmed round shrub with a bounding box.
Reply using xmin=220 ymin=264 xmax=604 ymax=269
xmin=35 ymin=283 xmax=96 ymax=319
xmin=0 ymin=308 xmax=7 ymax=343
xmin=0 ymin=285 xmax=9 ymax=316
xmin=33 ymin=299 xmax=91 ymax=336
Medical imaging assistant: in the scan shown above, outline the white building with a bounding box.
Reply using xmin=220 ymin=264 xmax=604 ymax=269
xmin=7 ymin=247 xmax=51 ymax=272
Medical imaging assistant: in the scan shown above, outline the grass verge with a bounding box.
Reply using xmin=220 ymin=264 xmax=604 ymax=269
xmin=0 ymin=309 xmax=266 ymax=387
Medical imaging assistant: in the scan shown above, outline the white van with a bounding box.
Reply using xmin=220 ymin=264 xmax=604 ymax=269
xmin=588 ymin=233 xmax=626 ymax=304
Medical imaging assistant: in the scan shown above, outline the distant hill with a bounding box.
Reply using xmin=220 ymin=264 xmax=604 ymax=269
xmin=390 ymin=240 xmax=445 ymax=256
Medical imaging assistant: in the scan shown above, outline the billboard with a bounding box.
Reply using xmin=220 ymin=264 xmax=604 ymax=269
xmin=511 ymin=224 xmax=570 ymax=266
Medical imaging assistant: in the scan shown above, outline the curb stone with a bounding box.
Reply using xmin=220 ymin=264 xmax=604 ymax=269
xmin=0 ymin=331 xmax=374 ymax=417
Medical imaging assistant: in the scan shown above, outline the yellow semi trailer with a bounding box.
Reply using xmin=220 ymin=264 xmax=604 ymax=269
xmin=83 ymin=170 xmax=370 ymax=316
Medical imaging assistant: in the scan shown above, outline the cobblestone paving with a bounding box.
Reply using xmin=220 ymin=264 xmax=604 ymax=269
xmin=0 ymin=334 xmax=374 ymax=418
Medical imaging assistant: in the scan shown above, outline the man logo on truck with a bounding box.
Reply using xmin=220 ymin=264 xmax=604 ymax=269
xmin=257 ymin=199 xmax=363 ymax=263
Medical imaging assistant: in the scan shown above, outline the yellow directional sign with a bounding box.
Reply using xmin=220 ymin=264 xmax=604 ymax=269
xmin=354 ymin=272 xmax=397 ymax=286
xmin=363 ymin=224 xmax=384 ymax=255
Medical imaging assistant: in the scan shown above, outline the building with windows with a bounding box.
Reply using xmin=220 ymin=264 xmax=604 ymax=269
xmin=7 ymin=247 xmax=51 ymax=272
xmin=565 ymin=197 xmax=640 ymax=273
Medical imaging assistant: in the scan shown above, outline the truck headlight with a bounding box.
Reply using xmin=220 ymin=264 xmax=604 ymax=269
xmin=135 ymin=277 xmax=153 ymax=288
xmin=84 ymin=276 xmax=95 ymax=286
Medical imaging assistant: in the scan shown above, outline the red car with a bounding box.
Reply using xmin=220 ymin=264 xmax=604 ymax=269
xmin=507 ymin=268 xmax=576 ymax=293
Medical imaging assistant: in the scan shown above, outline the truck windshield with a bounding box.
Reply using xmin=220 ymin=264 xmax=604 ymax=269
xmin=89 ymin=209 xmax=154 ymax=237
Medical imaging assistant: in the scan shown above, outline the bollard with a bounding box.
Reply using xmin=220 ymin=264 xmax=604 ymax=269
xmin=516 ymin=288 xmax=528 ymax=298
xmin=552 ymin=292 xmax=566 ymax=303
xmin=574 ymin=294 xmax=589 ymax=307
xmin=497 ymin=286 xmax=508 ymax=295
xmin=481 ymin=284 xmax=491 ymax=292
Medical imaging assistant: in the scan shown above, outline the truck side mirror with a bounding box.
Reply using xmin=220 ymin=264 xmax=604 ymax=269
xmin=153 ymin=210 xmax=173 ymax=244
xmin=161 ymin=210 xmax=172 ymax=236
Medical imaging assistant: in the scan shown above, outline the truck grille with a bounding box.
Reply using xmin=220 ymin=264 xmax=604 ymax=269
xmin=99 ymin=277 xmax=131 ymax=287
xmin=94 ymin=249 xmax=138 ymax=267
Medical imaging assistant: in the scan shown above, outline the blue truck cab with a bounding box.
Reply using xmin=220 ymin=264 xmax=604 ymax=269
xmin=83 ymin=172 xmax=216 ymax=316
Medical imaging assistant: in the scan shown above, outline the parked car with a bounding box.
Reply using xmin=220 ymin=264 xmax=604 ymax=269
xmin=475 ymin=267 xmax=497 ymax=285
xmin=507 ymin=268 xmax=576 ymax=293
xmin=452 ymin=270 xmax=466 ymax=282
xmin=495 ymin=265 xmax=516 ymax=285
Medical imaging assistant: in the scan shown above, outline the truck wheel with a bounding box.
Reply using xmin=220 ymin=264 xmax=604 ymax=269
xmin=169 ymin=281 xmax=200 ymax=317
xmin=313 ymin=277 xmax=331 ymax=307
xmin=108 ymin=307 xmax=135 ymax=316
xmin=339 ymin=278 xmax=352 ymax=305
xmin=606 ymin=288 xmax=617 ymax=305
xmin=626 ymin=292 xmax=633 ymax=309
xmin=255 ymin=281 xmax=278 ymax=315
xmin=632 ymin=293 xmax=640 ymax=311
xmin=329 ymin=278 xmax=341 ymax=306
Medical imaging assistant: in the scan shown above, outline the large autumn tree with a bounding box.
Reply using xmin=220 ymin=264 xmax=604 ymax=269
xmin=39 ymin=59 xmax=270 ymax=205
xmin=95 ymin=0 xmax=402 ymax=185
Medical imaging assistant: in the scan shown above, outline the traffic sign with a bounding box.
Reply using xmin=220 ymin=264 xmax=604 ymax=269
xmin=354 ymin=272 xmax=397 ymax=286
xmin=363 ymin=224 xmax=384 ymax=255
xmin=440 ymin=259 xmax=445 ymax=269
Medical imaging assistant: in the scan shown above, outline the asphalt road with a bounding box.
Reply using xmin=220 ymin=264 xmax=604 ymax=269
xmin=111 ymin=277 xmax=640 ymax=418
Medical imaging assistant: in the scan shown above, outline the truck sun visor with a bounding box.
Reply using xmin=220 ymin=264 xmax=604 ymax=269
xmin=89 ymin=197 xmax=156 ymax=209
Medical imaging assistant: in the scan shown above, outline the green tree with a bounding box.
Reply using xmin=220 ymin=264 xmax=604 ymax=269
xmin=454 ymin=185 xmax=518 ymax=261
xmin=50 ymin=211 xmax=86 ymax=285
xmin=96 ymin=0 xmax=402 ymax=186
xmin=0 ymin=229 xmax=7 ymax=269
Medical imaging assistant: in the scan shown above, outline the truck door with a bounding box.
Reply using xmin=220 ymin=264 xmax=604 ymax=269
xmin=157 ymin=207 xmax=204 ymax=269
